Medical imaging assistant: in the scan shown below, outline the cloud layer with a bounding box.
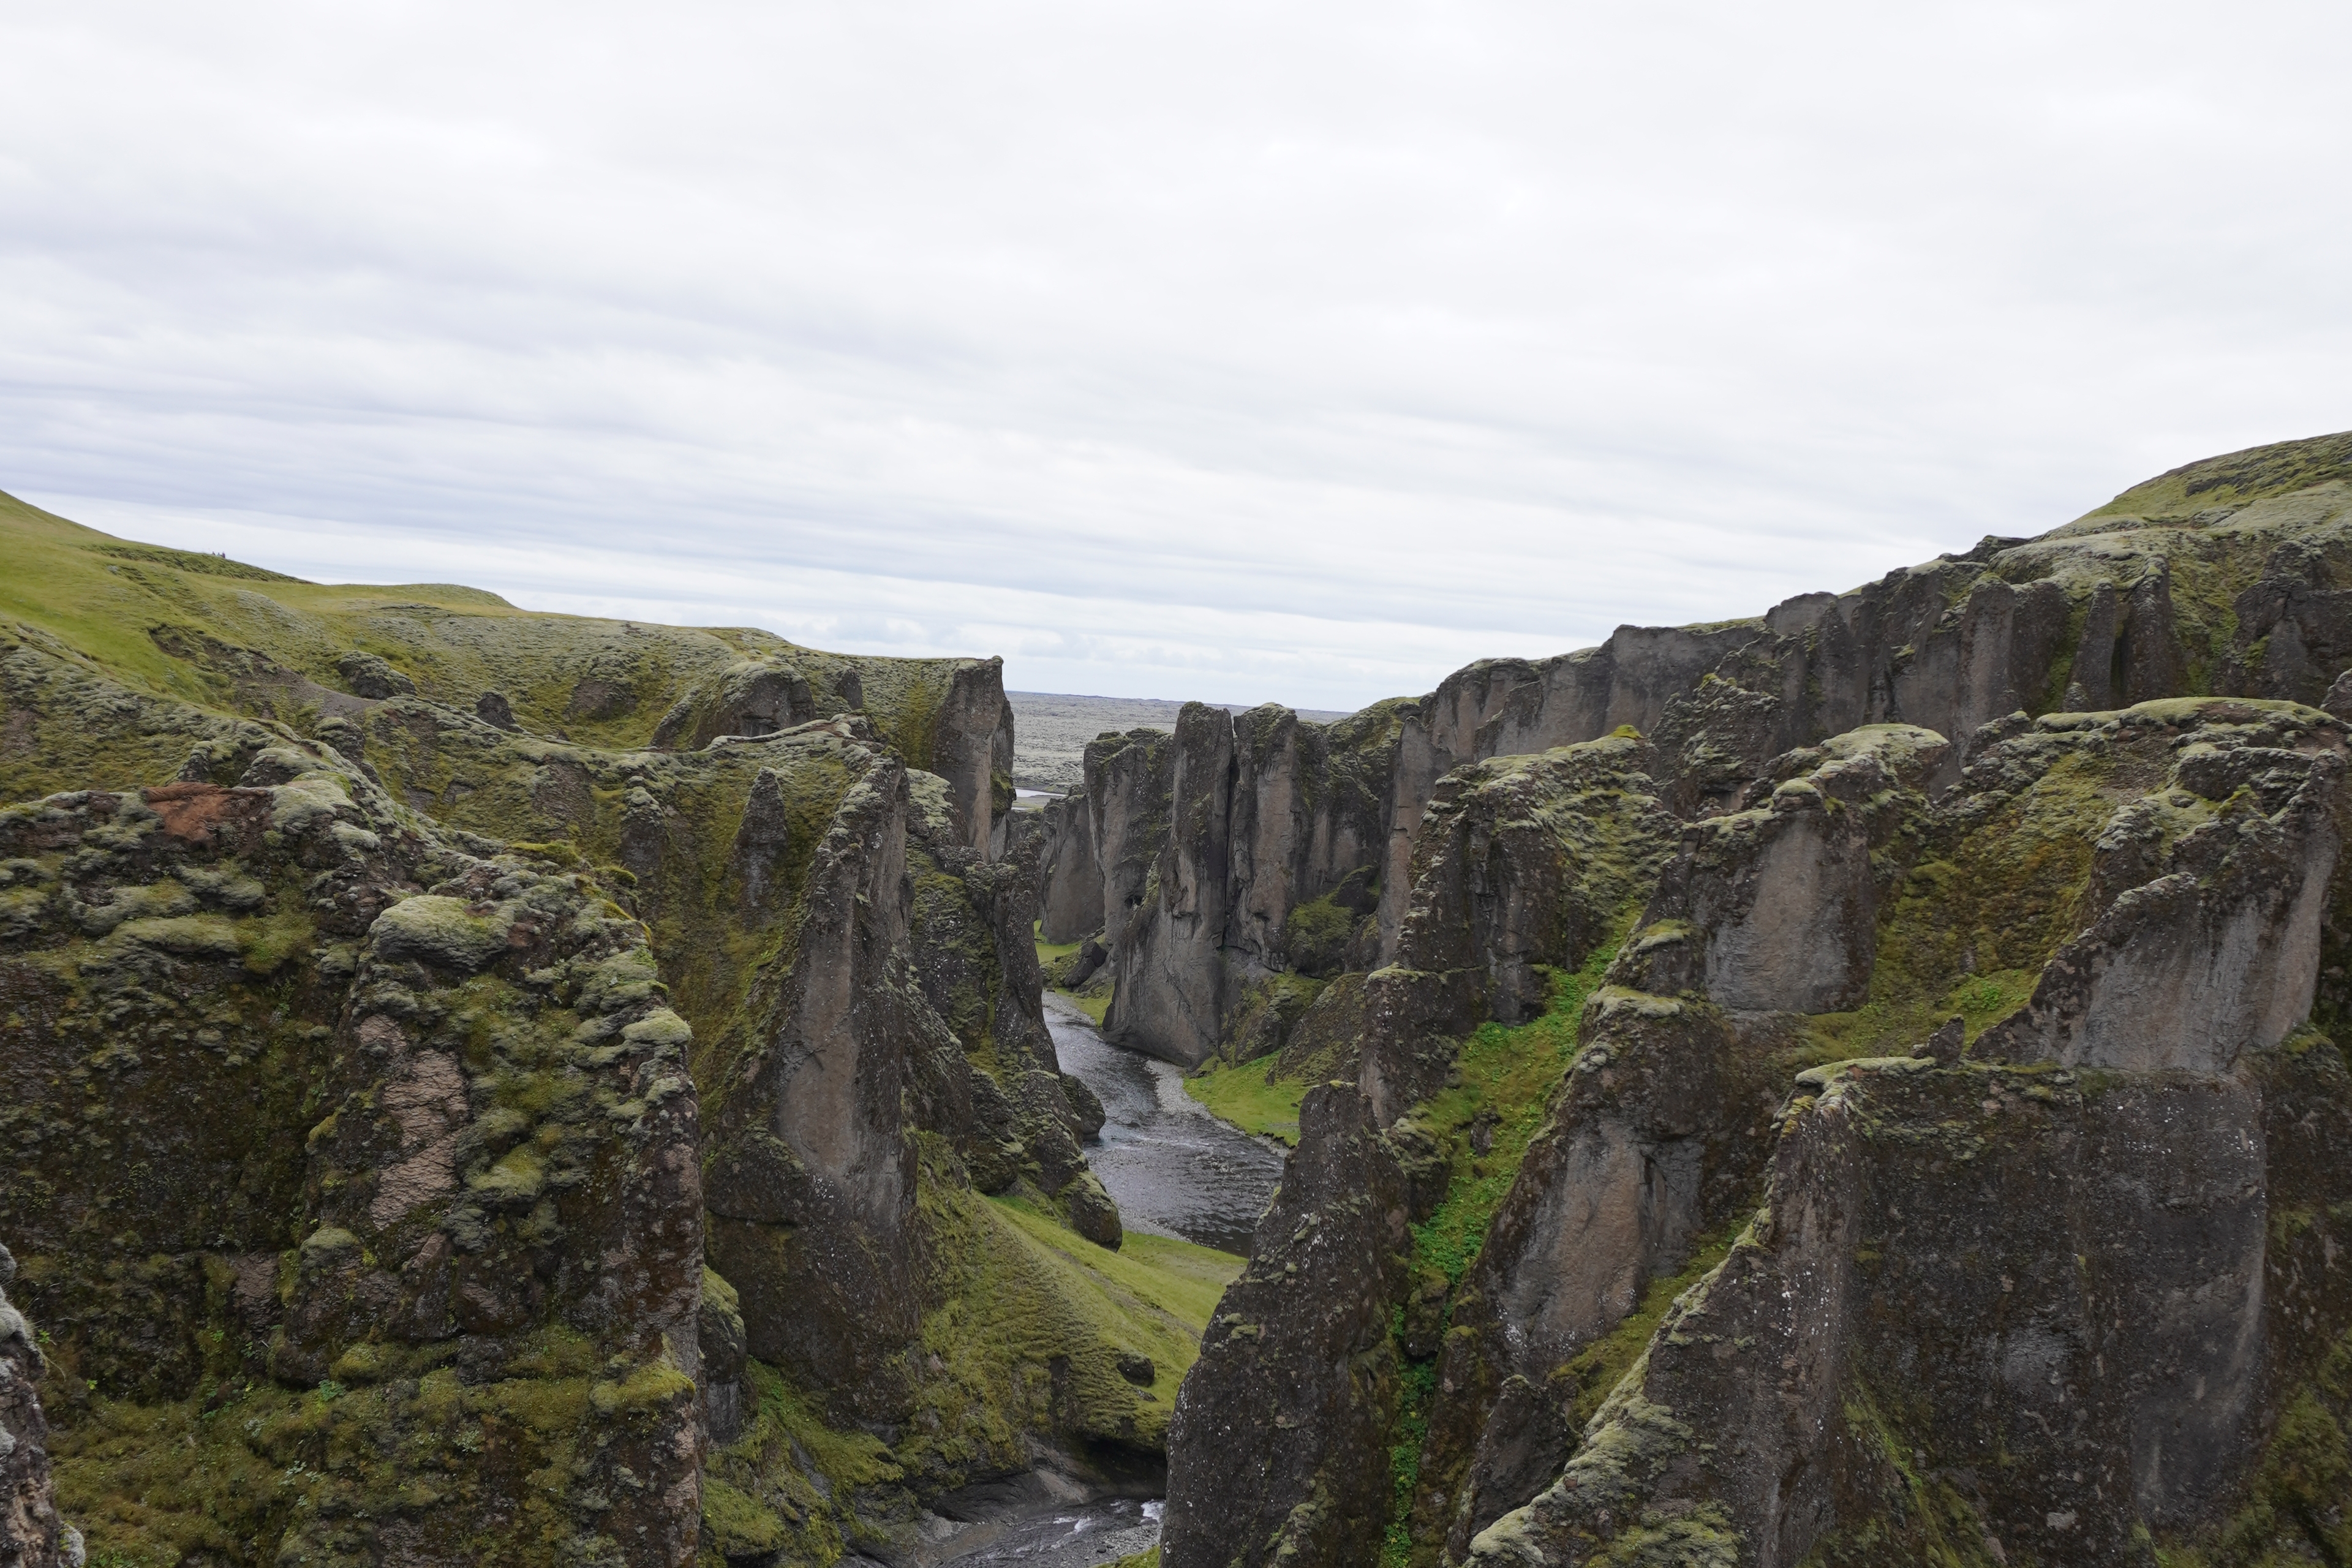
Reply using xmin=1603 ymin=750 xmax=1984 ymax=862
xmin=5 ymin=2 xmax=2348 ymax=709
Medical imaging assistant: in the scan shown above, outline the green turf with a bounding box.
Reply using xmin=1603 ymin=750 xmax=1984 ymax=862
xmin=1184 ymin=1052 xmax=1306 ymax=1145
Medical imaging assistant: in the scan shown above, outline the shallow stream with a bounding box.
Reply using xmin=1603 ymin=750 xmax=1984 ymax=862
xmin=1042 ymin=992 xmax=1287 ymax=1256
xmin=929 ymin=995 xmax=1286 ymax=1565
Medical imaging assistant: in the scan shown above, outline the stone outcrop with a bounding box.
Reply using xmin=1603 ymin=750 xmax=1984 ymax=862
xmin=1466 ymin=1039 xmax=2352 ymax=1567
xmin=1391 ymin=735 xmax=1683 ymax=1026
xmin=1169 ymin=692 xmax=2352 ymax=1568
xmin=1164 ymin=734 xmax=1679 ymax=1566
xmin=1404 ymin=995 xmax=1777 ymax=1561
xmin=1159 ymin=428 xmax=2352 ymax=1568
xmin=1 ymin=1248 xmax=77 ymax=1568
xmin=1065 ymin=703 xmax=1400 ymax=1067
xmin=1037 ymin=791 xmax=1102 ymax=944
xmin=0 ymin=749 xmax=706 ymax=1566
xmin=1052 ymin=450 xmax=2352 ymax=1071
xmin=1973 ymin=701 xmax=2345 ymax=1074
xmin=1614 ymin=725 xmax=1947 ymax=1012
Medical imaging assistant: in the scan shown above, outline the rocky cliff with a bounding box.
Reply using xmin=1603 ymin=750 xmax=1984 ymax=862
xmin=1045 ymin=432 xmax=2352 ymax=1086
xmin=1159 ymin=431 xmax=2352 ymax=1568
xmin=1 ymin=1246 xmax=77 ymax=1568
xmin=0 ymin=491 xmax=1220 ymax=1566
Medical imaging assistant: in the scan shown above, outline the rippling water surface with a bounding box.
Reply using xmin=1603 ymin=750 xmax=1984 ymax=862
xmin=1043 ymin=993 xmax=1286 ymax=1255
xmin=929 ymin=1498 xmax=1164 ymax=1567
xmin=932 ymin=997 xmax=1285 ymax=1565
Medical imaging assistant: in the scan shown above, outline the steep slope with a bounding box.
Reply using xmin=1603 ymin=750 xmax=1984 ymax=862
xmin=1043 ymin=433 xmax=2352 ymax=1083
xmin=0 ymin=495 xmax=1210 ymax=1567
xmin=1159 ymin=432 xmax=2352 ymax=1568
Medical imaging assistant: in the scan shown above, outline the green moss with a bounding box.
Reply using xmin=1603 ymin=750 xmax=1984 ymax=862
xmin=50 ymin=1328 xmax=689 ymax=1567
xmin=1284 ymin=889 xmax=1360 ymax=978
xmin=1411 ymin=938 xmax=1622 ymax=1286
xmin=1796 ymin=1382 xmax=2007 ymax=1567
xmin=2082 ymin=431 xmax=2352 ymax=521
xmin=2159 ymin=1323 xmax=2352 ymax=1566
xmin=706 ymin=1175 xmax=1243 ymax=1531
xmin=590 ymin=1358 xmax=696 ymax=1416
xmin=1186 ymin=1052 xmax=1307 ymax=1144
xmin=1792 ymin=745 xmax=2123 ymax=1064
xmin=1381 ymin=1352 xmax=1438 ymax=1568
xmin=1561 ymin=1221 xmax=1743 ymax=1431
xmin=691 ymin=1358 xmax=903 ymax=1567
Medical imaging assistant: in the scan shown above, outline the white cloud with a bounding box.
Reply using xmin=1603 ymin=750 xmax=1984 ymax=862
xmin=5 ymin=1 xmax=2349 ymax=710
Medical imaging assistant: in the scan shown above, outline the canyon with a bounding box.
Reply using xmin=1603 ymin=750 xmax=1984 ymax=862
xmin=4 ymin=428 xmax=2352 ymax=1567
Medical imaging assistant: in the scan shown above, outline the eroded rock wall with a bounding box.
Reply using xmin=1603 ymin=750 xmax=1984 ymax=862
xmin=1163 ymin=734 xmax=1679 ymax=1566
xmin=1167 ymin=685 xmax=2352 ymax=1568
xmin=1059 ymin=468 xmax=2352 ymax=1072
xmin=0 ymin=1248 xmax=75 ymax=1568
xmin=0 ymin=747 xmax=707 ymax=1566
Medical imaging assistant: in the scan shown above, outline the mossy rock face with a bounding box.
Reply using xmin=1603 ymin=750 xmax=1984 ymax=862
xmin=1 ymin=1250 xmax=73 ymax=1568
xmin=1169 ymin=689 xmax=2352 ymax=1568
xmin=1 ymin=745 xmax=706 ymax=1567
xmin=0 ymin=490 xmax=1239 ymax=1562
xmin=1463 ymin=1039 xmax=2352 ymax=1567
xmin=1166 ymin=736 xmax=1680 ymax=1568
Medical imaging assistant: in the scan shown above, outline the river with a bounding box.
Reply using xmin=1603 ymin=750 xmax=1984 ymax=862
xmin=927 ymin=993 xmax=1286 ymax=1566
xmin=1042 ymin=993 xmax=1288 ymax=1255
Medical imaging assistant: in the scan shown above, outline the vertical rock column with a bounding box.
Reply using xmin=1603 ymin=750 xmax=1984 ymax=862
xmin=1 ymin=1246 xmax=77 ymax=1568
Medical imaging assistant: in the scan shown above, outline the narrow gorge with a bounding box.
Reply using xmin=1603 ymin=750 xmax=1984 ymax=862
xmin=6 ymin=428 xmax=2352 ymax=1568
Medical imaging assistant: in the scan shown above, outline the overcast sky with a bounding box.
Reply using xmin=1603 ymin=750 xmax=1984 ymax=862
xmin=4 ymin=3 xmax=2346 ymax=711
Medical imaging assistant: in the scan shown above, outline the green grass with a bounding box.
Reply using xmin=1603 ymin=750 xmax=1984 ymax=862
xmin=0 ymin=484 xmax=995 ymax=779
xmin=1185 ymin=1052 xmax=1306 ymax=1145
xmin=989 ymin=1194 xmax=1244 ymax=1336
xmin=1410 ymin=938 xmax=1622 ymax=1285
xmin=896 ymin=1193 xmax=1241 ymax=1459
xmin=1036 ymin=921 xmax=1114 ymax=1023
xmin=1034 ymin=921 xmax=1083 ymax=967
xmin=1382 ymin=1349 xmax=1439 ymax=1567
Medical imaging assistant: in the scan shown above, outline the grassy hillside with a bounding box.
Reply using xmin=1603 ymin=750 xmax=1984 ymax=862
xmin=0 ymin=486 xmax=973 ymax=789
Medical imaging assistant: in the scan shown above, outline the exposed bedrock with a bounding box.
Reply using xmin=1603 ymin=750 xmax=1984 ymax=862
xmin=0 ymin=751 xmax=707 ymax=1566
xmin=1464 ymin=1042 xmax=2352 ymax=1568
xmin=1446 ymin=701 xmax=2352 ymax=1566
xmin=1 ymin=1248 xmax=77 ymax=1568
xmin=1036 ymin=791 xmax=1102 ymax=943
xmin=1104 ymin=703 xmax=1235 ymax=1067
xmin=1160 ymin=1085 xmax=1422 ymax=1567
xmin=1616 ymin=724 xmax=1947 ymax=1012
xmin=1081 ymin=702 xmax=1398 ymax=1066
xmin=1396 ymin=734 xmax=1687 ymax=1027
xmin=1057 ymin=462 xmax=2352 ymax=1072
xmin=1974 ymin=701 xmax=2347 ymax=1074
xmin=1166 ymin=692 xmax=2352 ymax=1568
xmin=1406 ymin=995 xmax=1785 ymax=1561
xmin=0 ymin=492 xmax=1205 ymax=1565
xmin=699 ymin=752 xmax=930 ymax=1415
xmin=1163 ymin=734 xmax=1679 ymax=1566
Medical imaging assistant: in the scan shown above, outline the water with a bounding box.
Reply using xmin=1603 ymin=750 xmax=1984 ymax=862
xmin=1043 ymin=992 xmax=1287 ymax=1256
xmin=925 ymin=1498 xmax=1164 ymax=1567
xmin=930 ymin=998 xmax=1285 ymax=1566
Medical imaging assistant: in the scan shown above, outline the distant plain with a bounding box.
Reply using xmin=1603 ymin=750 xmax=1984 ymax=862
xmin=1007 ymin=692 xmax=1352 ymax=795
